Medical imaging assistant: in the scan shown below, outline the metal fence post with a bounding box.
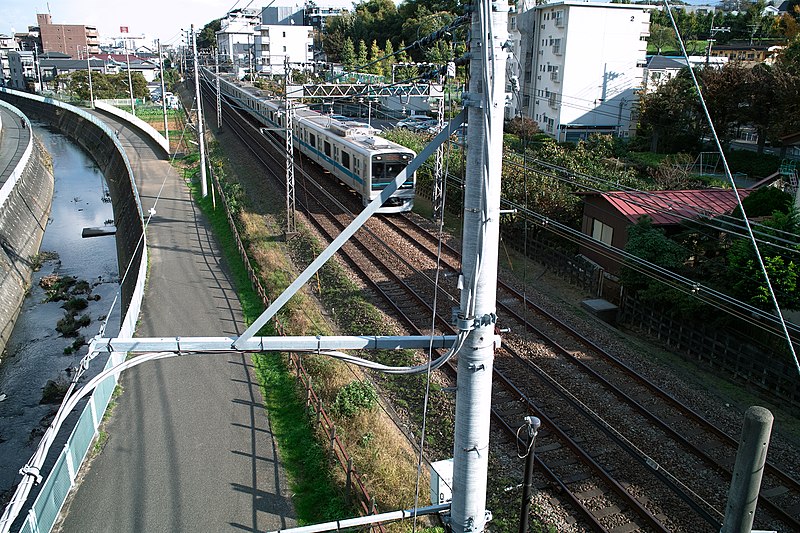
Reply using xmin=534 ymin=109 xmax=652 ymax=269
xmin=721 ymin=406 xmax=773 ymax=533
xmin=346 ymin=457 xmax=353 ymax=498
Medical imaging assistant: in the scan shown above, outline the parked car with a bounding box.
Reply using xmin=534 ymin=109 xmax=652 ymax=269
xmin=395 ymin=115 xmax=436 ymax=131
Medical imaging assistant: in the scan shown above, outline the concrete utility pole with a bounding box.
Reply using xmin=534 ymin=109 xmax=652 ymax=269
xmin=158 ymin=39 xmax=169 ymax=148
xmin=450 ymin=1 xmax=507 ymax=532
xmin=126 ymin=50 xmax=135 ymax=114
xmin=191 ymin=25 xmax=208 ymax=197
xmin=85 ymin=47 xmax=94 ymax=108
xmin=721 ymin=406 xmax=774 ymax=533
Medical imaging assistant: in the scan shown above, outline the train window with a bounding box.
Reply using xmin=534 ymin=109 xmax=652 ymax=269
xmin=342 ymin=151 xmax=350 ymax=170
xmin=309 ymin=134 xmax=316 ymax=147
xmin=324 ymin=141 xmax=331 ymax=157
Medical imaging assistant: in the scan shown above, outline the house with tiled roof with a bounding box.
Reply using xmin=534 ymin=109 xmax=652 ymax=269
xmin=578 ymin=188 xmax=751 ymax=274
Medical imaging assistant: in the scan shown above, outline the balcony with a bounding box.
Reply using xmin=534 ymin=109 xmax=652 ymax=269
xmin=550 ymin=71 xmax=559 ymax=82
xmin=548 ymin=94 xmax=558 ymax=108
xmin=552 ymin=45 xmax=561 ymax=55
xmin=554 ymin=16 xmax=564 ymax=28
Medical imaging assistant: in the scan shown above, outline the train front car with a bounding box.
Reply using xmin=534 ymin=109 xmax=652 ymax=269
xmin=368 ymin=146 xmax=416 ymax=213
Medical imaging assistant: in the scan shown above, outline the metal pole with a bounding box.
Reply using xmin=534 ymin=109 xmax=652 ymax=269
xmin=158 ymin=39 xmax=169 ymax=148
xmin=215 ymin=47 xmax=222 ymax=131
xmin=126 ymin=50 xmax=135 ymax=114
xmin=450 ymin=1 xmax=507 ymax=532
xmin=432 ymin=91 xmax=446 ymax=221
xmin=518 ymin=417 xmax=540 ymax=533
xmin=86 ymin=47 xmax=94 ymax=107
xmin=284 ymin=56 xmax=295 ymax=236
xmin=191 ymin=25 xmax=208 ymax=197
xmin=720 ymin=406 xmax=774 ymax=533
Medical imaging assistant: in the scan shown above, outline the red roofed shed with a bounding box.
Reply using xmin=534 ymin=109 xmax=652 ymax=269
xmin=579 ymin=189 xmax=750 ymax=275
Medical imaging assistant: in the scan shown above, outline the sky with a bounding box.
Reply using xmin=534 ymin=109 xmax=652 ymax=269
xmin=1 ymin=0 xmax=724 ymax=48
xmin=0 ymin=0 xmax=356 ymax=47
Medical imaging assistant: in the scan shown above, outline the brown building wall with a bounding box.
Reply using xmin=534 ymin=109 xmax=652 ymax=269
xmin=37 ymin=14 xmax=99 ymax=56
xmin=578 ymin=197 xmax=632 ymax=276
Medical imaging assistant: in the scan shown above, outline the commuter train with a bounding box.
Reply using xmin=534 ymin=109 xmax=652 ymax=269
xmin=200 ymin=68 xmax=416 ymax=213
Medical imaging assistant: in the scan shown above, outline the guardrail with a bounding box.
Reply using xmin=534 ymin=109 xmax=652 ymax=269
xmin=0 ymin=87 xmax=147 ymax=533
xmin=0 ymin=98 xmax=34 ymax=211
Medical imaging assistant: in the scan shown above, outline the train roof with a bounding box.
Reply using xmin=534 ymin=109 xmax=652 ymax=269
xmin=215 ymin=71 xmax=414 ymax=154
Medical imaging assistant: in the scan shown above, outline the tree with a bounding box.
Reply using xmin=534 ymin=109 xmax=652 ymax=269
xmin=699 ymin=63 xmax=749 ymax=148
xmin=368 ymin=40 xmax=383 ymax=75
xmin=637 ymin=69 xmax=705 ymax=153
xmin=341 ymin=37 xmax=356 ymax=69
xmin=649 ymin=23 xmax=676 ymax=54
xmin=383 ymin=39 xmax=395 ymax=78
xmin=197 ymin=19 xmax=221 ymax=50
xmin=726 ymin=209 xmax=800 ymax=311
xmin=620 ymin=217 xmax=698 ymax=315
xmin=356 ymin=39 xmax=368 ymax=70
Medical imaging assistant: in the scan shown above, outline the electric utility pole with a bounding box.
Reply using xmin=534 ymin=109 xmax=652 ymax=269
xmin=126 ymin=50 xmax=135 ymax=114
xmin=215 ymin=47 xmax=222 ymax=131
xmin=706 ymin=14 xmax=730 ymax=66
xmin=158 ymin=39 xmax=169 ymax=148
xmin=432 ymin=63 xmax=450 ymax=222
xmin=450 ymin=1 xmax=507 ymax=532
xmin=284 ymin=56 xmax=296 ymax=236
xmin=191 ymin=25 xmax=208 ymax=197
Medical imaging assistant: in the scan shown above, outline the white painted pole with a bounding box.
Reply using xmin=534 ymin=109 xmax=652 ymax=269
xmin=86 ymin=47 xmax=94 ymax=108
xmin=450 ymin=1 xmax=508 ymax=532
xmin=191 ymin=25 xmax=208 ymax=197
xmin=158 ymin=39 xmax=169 ymax=148
xmin=126 ymin=51 xmax=135 ymax=114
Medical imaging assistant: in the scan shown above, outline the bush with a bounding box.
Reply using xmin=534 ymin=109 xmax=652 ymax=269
xmin=41 ymin=378 xmax=69 ymax=404
xmin=332 ymin=380 xmax=378 ymax=418
xmin=63 ymin=297 xmax=88 ymax=312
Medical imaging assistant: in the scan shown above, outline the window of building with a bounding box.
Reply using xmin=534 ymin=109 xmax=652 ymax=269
xmin=283 ymin=46 xmax=287 ymax=52
xmin=591 ymin=219 xmax=614 ymax=245
xmin=282 ymin=31 xmax=286 ymax=37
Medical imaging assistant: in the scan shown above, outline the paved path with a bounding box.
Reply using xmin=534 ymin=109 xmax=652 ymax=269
xmin=57 ymin=112 xmax=296 ymax=533
xmin=0 ymin=106 xmax=28 ymax=184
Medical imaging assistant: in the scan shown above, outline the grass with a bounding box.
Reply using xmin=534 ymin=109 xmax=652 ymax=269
xmin=254 ymin=353 xmax=350 ymax=523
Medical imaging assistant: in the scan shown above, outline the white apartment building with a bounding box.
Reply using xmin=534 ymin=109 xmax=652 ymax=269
xmin=254 ymin=24 xmax=314 ymax=75
xmin=216 ymin=6 xmax=313 ymax=77
xmin=513 ymin=1 xmax=652 ymax=141
xmin=7 ymin=51 xmax=38 ymax=90
xmin=216 ymin=8 xmax=261 ymax=67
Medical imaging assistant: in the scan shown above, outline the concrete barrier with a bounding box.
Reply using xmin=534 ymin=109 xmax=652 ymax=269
xmin=0 ymin=98 xmax=53 ymax=356
xmin=94 ymin=100 xmax=169 ymax=157
xmin=0 ymin=99 xmax=35 ymax=211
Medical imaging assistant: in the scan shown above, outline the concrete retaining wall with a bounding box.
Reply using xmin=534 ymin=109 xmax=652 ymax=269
xmin=0 ymin=135 xmax=54 ymax=355
xmin=0 ymin=88 xmax=146 ymax=323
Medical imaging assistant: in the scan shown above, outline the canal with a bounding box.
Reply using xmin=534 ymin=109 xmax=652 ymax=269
xmin=0 ymin=124 xmax=121 ymax=501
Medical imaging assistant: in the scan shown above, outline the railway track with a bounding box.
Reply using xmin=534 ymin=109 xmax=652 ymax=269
xmin=203 ymin=84 xmax=800 ymax=532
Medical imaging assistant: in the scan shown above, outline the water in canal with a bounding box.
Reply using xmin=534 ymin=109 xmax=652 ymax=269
xmin=0 ymin=124 xmax=121 ymax=500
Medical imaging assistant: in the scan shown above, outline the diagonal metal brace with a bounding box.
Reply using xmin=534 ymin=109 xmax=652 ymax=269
xmin=233 ymin=110 xmax=466 ymax=349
